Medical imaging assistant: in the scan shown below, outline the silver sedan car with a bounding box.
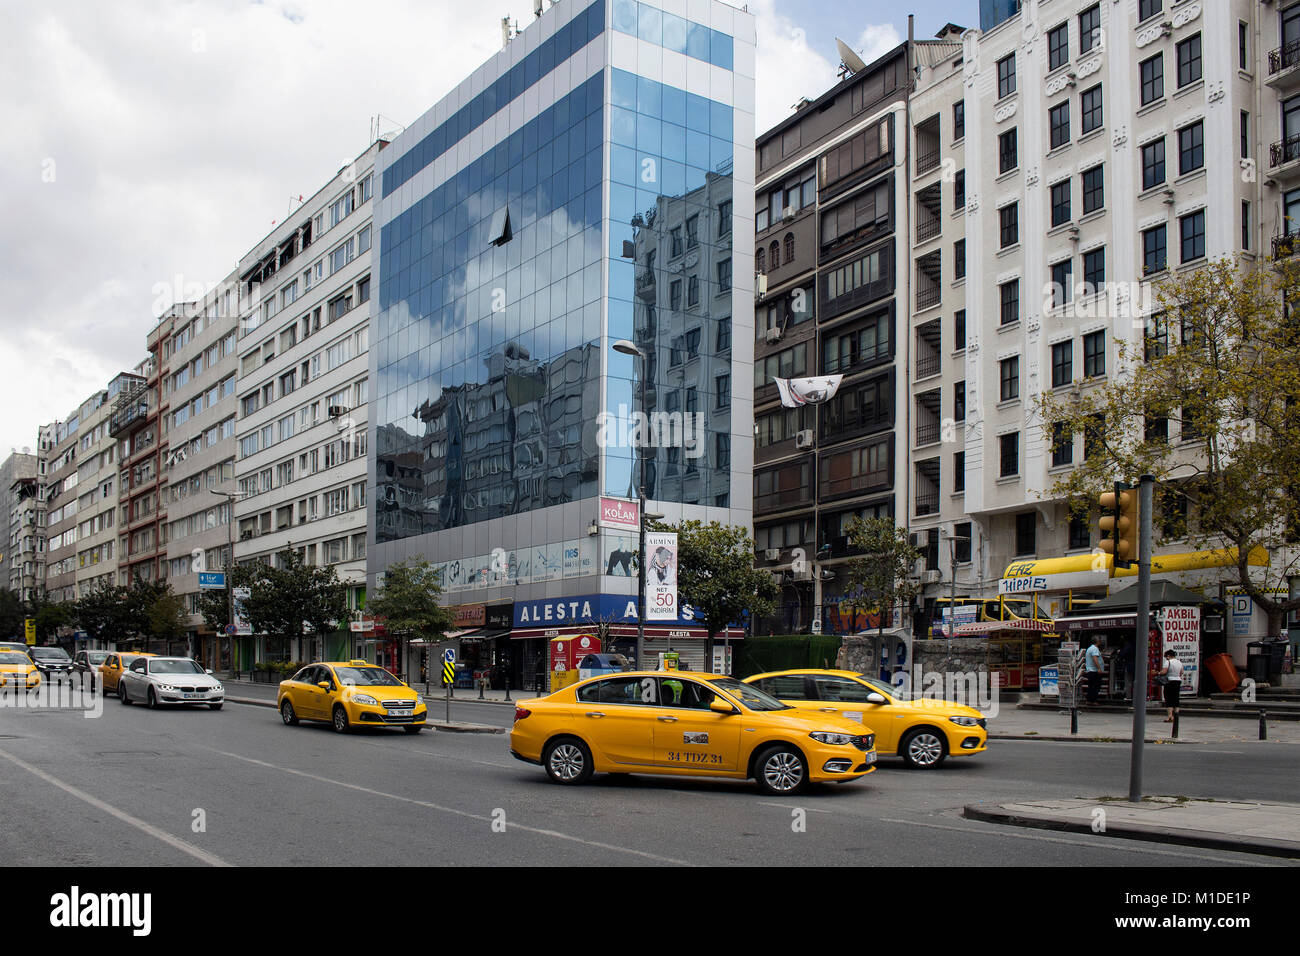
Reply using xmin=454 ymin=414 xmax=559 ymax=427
xmin=118 ymin=656 xmax=224 ymax=710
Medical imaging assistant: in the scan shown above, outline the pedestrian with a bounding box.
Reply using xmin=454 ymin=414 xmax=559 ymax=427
xmin=1084 ymin=635 xmax=1103 ymax=705
xmin=1160 ymin=650 xmax=1183 ymax=722
xmin=1119 ymin=637 xmax=1136 ymax=702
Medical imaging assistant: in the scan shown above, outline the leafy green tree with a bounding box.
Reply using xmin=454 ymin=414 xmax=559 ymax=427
xmin=218 ymin=551 xmax=349 ymax=660
xmin=650 ymin=519 xmax=778 ymax=643
xmin=0 ymin=588 xmax=26 ymax=639
xmin=1035 ymin=255 xmax=1300 ymax=638
xmin=365 ymin=559 xmax=454 ymax=677
xmin=145 ymin=591 xmax=189 ymax=647
xmin=843 ymin=516 xmax=920 ymax=641
xmin=27 ymin=589 xmax=72 ymax=644
xmin=74 ymin=583 xmax=133 ymax=644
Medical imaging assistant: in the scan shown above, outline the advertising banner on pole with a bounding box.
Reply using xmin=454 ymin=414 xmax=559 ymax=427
xmin=645 ymin=531 xmax=679 ymax=621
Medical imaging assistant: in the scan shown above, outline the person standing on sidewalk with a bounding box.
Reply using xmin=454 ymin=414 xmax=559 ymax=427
xmin=1160 ymin=650 xmax=1183 ymax=722
xmin=1084 ymin=636 xmax=1103 ymax=704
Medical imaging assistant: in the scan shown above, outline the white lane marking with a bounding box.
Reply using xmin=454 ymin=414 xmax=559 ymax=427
xmin=758 ymin=802 xmax=832 ymax=813
xmin=0 ymin=747 xmax=231 ymax=867
xmin=211 ymin=749 xmax=694 ymax=866
xmin=879 ymin=817 xmax=1275 ymax=865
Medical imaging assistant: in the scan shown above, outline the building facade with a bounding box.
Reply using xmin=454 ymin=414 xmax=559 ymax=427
xmin=371 ymin=0 xmax=757 ymax=683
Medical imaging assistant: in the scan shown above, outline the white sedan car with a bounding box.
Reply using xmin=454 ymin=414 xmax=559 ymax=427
xmin=118 ymin=656 xmax=224 ymax=710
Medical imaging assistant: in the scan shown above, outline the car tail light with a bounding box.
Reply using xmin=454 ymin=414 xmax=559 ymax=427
xmin=513 ymin=706 xmax=531 ymax=722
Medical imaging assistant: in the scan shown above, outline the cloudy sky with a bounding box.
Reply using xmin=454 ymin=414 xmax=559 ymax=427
xmin=0 ymin=0 xmax=972 ymax=456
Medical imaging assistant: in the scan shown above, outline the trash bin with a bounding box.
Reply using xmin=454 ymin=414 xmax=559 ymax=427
xmin=1262 ymin=639 xmax=1288 ymax=684
xmin=1204 ymin=652 xmax=1239 ymax=693
xmin=1246 ymin=642 xmax=1270 ymax=684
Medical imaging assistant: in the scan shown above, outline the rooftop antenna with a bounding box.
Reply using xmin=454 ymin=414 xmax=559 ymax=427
xmin=534 ymin=0 xmax=543 ymax=16
xmin=501 ymin=16 xmax=519 ymax=48
xmin=835 ymin=37 xmax=867 ymax=78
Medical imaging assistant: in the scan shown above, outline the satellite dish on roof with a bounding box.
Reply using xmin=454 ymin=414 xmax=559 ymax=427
xmin=836 ymin=37 xmax=867 ymax=76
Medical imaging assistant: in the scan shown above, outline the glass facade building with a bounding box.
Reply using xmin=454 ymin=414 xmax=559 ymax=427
xmin=370 ymin=0 xmax=756 ymax=672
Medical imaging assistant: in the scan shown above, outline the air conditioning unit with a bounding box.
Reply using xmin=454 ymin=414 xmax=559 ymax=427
xmin=328 ymin=405 xmax=344 ymax=417
xmin=764 ymin=548 xmax=781 ymax=561
xmin=765 ymin=327 xmax=783 ymax=344
xmin=240 ymin=530 xmax=254 ymax=540
xmin=755 ymin=273 xmax=769 ymax=298
xmin=795 ymin=429 xmax=814 ymax=449
xmin=1162 ymin=189 xmax=1175 ymax=205
xmin=781 ymin=206 xmax=796 ymax=222
xmin=921 ymin=570 xmax=942 ymax=584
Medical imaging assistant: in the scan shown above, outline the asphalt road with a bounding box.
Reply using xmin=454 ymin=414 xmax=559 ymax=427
xmin=0 ymin=686 xmax=1296 ymax=867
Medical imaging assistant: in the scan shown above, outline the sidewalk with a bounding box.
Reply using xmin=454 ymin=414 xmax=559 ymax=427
xmin=964 ymin=797 xmax=1300 ymax=858
xmin=987 ymin=704 xmax=1300 ymax=745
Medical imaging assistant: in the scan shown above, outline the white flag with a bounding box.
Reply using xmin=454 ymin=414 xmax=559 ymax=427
xmin=773 ymin=375 xmax=843 ymax=408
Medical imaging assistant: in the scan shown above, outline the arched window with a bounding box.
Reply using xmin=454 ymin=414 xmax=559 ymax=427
xmin=769 ymin=241 xmax=780 ymax=270
xmin=755 ymin=247 xmax=766 ymax=273
xmin=784 ymin=232 xmax=795 ymax=263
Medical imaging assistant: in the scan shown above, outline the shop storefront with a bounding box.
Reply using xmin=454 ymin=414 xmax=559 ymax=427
xmin=950 ymin=619 xmax=1067 ymax=690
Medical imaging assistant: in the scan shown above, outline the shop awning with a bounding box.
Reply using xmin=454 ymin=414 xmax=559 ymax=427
xmin=1057 ymin=613 xmax=1137 ymax=631
xmin=455 ymin=628 xmax=510 ymax=642
xmin=953 ymin=619 xmax=1066 ymax=636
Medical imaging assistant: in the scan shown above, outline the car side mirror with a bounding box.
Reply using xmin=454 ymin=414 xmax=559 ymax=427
xmin=317 ymin=681 xmax=331 ymax=691
xmin=866 ymin=693 xmax=888 ymax=704
xmin=205 ymin=669 xmax=214 ymax=675
xmin=710 ymin=698 xmax=737 ymax=715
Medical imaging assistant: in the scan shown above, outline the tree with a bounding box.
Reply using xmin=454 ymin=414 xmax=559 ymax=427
xmin=364 ymin=559 xmax=454 ymax=678
xmin=1035 ymin=254 xmax=1300 ymax=638
xmin=650 ymin=519 xmax=778 ymax=642
xmin=0 ymin=588 xmax=26 ymax=639
xmin=145 ymin=591 xmax=189 ymax=648
xmin=74 ymin=583 xmax=133 ymax=645
xmin=26 ymin=589 xmax=72 ymax=644
xmin=843 ymin=516 xmax=921 ymax=641
xmin=232 ymin=550 xmax=350 ymax=660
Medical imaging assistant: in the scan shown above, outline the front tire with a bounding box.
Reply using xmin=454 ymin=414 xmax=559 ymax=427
xmin=119 ymin=682 xmax=131 ymax=705
xmin=543 ymin=737 xmax=593 ymax=785
xmin=754 ymin=744 xmax=808 ymax=795
xmin=404 ymin=724 xmax=424 ymax=735
xmin=332 ymin=705 xmax=350 ymax=734
xmin=147 ymin=687 xmax=158 ymax=710
xmin=209 ymin=703 xmax=223 ymax=711
xmin=280 ymin=700 xmax=299 ymax=726
xmin=900 ymin=727 xmax=947 ymax=769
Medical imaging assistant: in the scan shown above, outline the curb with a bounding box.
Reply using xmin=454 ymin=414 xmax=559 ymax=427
xmin=225 ymin=695 xmax=503 ymax=733
xmin=962 ymin=803 xmax=1300 ymax=859
xmin=989 ymin=733 xmax=1196 ymax=744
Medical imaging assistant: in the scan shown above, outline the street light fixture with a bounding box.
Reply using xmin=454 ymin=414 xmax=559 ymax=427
xmin=611 ymin=339 xmax=651 ymax=669
xmin=942 ymin=528 xmax=971 ymax=672
xmin=210 ymin=489 xmax=247 ymax=677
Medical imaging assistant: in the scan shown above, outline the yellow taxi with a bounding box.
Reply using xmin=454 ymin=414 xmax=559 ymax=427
xmin=744 ymin=669 xmax=988 ymax=769
xmin=98 ymin=652 xmax=155 ymax=695
xmin=0 ymin=650 xmax=41 ymax=693
xmin=277 ymin=661 xmax=427 ymax=734
xmin=510 ymin=670 xmax=877 ymax=795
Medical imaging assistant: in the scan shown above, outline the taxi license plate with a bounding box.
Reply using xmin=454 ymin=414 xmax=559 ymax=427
xmin=183 ymin=692 xmax=204 ymax=699
xmin=863 ymin=751 xmax=877 ymax=765
xmin=388 ymin=708 xmax=412 ymax=717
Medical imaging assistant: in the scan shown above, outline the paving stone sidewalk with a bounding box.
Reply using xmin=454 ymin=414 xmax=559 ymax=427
xmin=985 ymin=705 xmax=1300 ymax=745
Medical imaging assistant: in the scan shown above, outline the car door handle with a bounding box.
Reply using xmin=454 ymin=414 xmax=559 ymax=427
xmin=657 ymin=715 xmax=678 ymax=722
xmin=585 ymin=711 xmax=605 ymax=718
xmin=818 ymin=707 xmax=838 ymax=713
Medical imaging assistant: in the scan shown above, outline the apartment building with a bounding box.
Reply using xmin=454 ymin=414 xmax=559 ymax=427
xmin=910 ymin=0 xmax=1284 ymax=614
xmin=233 ymin=142 xmax=380 ymax=663
xmin=160 ymin=283 xmax=240 ymax=662
xmin=1 ymin=451 xmax=39 ymax=598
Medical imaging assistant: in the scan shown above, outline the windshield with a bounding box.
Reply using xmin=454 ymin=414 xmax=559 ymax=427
xmin=86 ymin=652 xmax=109 ymax=664
xmin=31 ymin=648 xmax=71 ymax=661
xmin=854 ymin=674 xmax=905 ymax=701
xmin=333 ymin=666 xmax=403 ymax=687
xmin=0 ymin=652 xmax=31 ymax=666
xmin=149 ymin=659 xmax=205 ymax=675
xmin=707 ymin=677 xmax=791 ymax=712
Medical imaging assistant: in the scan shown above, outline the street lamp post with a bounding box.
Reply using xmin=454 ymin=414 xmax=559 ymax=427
xmin=943 ymin=529 xmax=971 ymax=672
xmin=613 ymin=339 xmax=650 ymax=669
xmin=211 ymin=489 xmax=245 ymax=677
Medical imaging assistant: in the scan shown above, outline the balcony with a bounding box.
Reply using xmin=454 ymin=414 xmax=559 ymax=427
xmin=1273 ymin=232 xmax=1300 ymax=262
xmin=914 ymin=458 xmax=940 ymax=517
xmin=915 ymin=116 xmax=941 ymax=177
xmin=1267 ymin=39 xmax=1300 ymax=92
xmin=915 ymin=184 xmax=942 ymax=245
xmin=915 ymin=390 xmax=941 ymax=447
xmin=1268 ymin=134 xmax=1300 ymax=188
xmin=915 ymin=320 xmax=942 ymax=380
xmin=915 ymin=251 xmax=941 ymax=312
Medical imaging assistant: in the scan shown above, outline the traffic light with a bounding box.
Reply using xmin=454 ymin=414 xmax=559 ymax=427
xmin=1099 ymin=482 xmax=1139 ymax=569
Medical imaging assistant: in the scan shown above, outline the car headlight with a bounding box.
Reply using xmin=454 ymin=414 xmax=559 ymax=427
xmin=352 ymin=694 xmax=378 ymax=706
xmin=949 ymin=715 xmax=980 ymax=727
xmin=158 ymin=683 xmax=177 ymax=691
xmin=810 ymin=731 xmax=857 ymax=746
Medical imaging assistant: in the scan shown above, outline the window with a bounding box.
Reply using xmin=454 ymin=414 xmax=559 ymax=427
xmin=999 ymin=356 xmax=1020 ymax=401
xmin=1000 ymin=433 xmax=1019 ymax=478
xmin=717 ymin=317 xmax=731 ymax=351
xmin=716 ymin=259 xmax=732 ymax=292
xmin=1241 ymin=111 xmax=1250 ymax=160
xmin=717 ymin=200 xmax=732 ymax=236
xmin=1015 ymin=512 xmax=1037 ymax=557
xmin=784 ymin=233 xmax=795 ymax=263
xmin=1242 ymin=200 xmax=1250 ymax=252
xmin=1079 ymin=4 xmax=1100 ymax=54
xmin=1180 ymin=210 xmax=1206 ymax=263
xmin=1083 ymin=330 xmax=1106 ymax=378
xmin=1146 ymin=313 xmax=1168 ymax=360
xmin=954 ymin=381 xmax=966 ymax=421
xmin=1239 ymin=20 xmax=1249 ymax=71
xmin=954 ymin=169 xmax=965 ymax=210
xmin=1051 ymin=340 xmax=1073 ymax=388
xmin=999 ymin=203 xmax=1018 ymax=248
xmin=1000 ymin=279 xmax=1019 ymax=326
xmin=954 ymin=240 xmax=966 ymax=280
xmin=953 ymin=453 xmax=966 ymax=494
xmin=953 ymin=100 xmax=965 ymax=140
xmin=1142 ymin=138 xmax=1166 ymax=190
xmin=1080 ymin=85 xmax=1103 ymax=134
xmin=671 ymin=227 xmax=683 ymax=256
xmin=954 ymin=310 xmax=966 ymax=350
xmin=1140 ymin=54 xmax=1163 ymax=106
xmin=1050 ymin=180 xmax=1071 ymax=226
xmin=1049 ymin=102 xmax=1070 ymax=149
xmin=1051 ymin=260 xmax=1073 ymax=308
xmin=716 ymin=374 xmax=730 ymax=409
xmin=1178 ymin=121 xmax=1204 ymax=174
xmin=686 ymin=214 xmax=699 ymax=249
xmin=670 ymin=280 xmax=682 ymax=311
xmin=1139 ymin=0 xmax=1161 ymax=23
xmin=687 ymin=275 xmax=699 ymax=306
xmin=755 ymin=247 xmax=765 ymax=273
xmin=1083 ymin=247 xmax=1105 ymax=293
xmin=1069 ymin=512 xmax=1090 ymax=549
xmin=769 ymin=241 xmax=780 ymax=270
xmin=999 ymin=128 xmax=1018 ymax=174
xmin=1143 ymin=225 xmax=1167 ymax=275
xmin=997 ymin=54 xmax=1016 ymax=99
xmin=1177 ymin=33 xmax=1202 ymax=88
xmin=1081 ymin=165 xmax=1104 ymax=215
xmin=1049 ymin=22 xmax=1069 ymax=71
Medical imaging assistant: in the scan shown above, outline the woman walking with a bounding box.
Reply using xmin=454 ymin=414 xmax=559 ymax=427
xmin=1159 ymin=650 xmax=1183 ymax=722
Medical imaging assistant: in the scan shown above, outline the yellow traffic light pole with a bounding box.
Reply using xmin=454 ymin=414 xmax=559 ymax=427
xmin=1130 ymin=476 xmax=1154 ymax=802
